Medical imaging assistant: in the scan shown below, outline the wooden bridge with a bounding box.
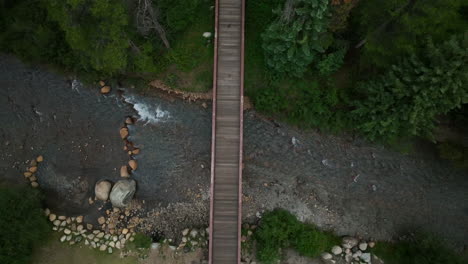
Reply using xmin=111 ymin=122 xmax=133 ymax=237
xmin=209 ymin=0 xmax=244 ymax=263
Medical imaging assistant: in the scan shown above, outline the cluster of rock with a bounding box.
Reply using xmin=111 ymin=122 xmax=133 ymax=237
xmin=240 ymin=223 xmax=257 ymax=264
xmin=321 ymin=236 xmax=381 ymax=264
xmin=46 ymin=208 xmax=137 ymax=254
xmin=99 ymin=80 xmax=111 ymax=94
xmin=95 ymin=179 xmax=136 ymax=208
xmin=175 ymin=227 xmax=209 ymax=252
xmin=23 ymin=155 xmax=44 ymax=188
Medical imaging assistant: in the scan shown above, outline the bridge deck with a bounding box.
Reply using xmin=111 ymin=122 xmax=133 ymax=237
xmin=209 ymin=0 xmax=244 ymax=263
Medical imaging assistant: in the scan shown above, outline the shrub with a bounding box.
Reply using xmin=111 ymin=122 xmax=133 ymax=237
xmin=0 ymin=185 xmax=50 ymax=264
xmin=131 ymin=233 xmax=152 ymax=249
xmin=316 ymin=46 xmax=347 ymax=76
xmin=255 ymin=209 xmax=339 ymax=263
xmin=372 ymin=233 xmax=467 ymax=264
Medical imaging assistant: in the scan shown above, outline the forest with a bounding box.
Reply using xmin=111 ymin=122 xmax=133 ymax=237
xmin=1 ymin=0 xmax=467 ymax=161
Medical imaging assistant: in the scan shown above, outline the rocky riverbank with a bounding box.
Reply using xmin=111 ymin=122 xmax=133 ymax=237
xmin=0 ymin=54 xmax=467 ymax=254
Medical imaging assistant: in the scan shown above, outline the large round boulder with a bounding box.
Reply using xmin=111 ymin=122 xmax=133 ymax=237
xmin=109 ymin=179 xmax=136 ymax=208
xmin=95 ymin=180 xmax=112 ymax=201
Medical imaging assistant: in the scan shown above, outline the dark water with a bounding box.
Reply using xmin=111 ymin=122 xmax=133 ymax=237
xmin=0 ymin=55 xmax=211 ymax=216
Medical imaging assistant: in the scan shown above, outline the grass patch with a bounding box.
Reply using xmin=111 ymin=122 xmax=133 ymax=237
xmin=372 ymin=233 xmax=467 ymax=264
xmin=130 ymin=233 xmax=152 ymax=250
xmin=0 ymin=184 xmax=50 ymax=264
xmin=255 ymin=209 xmax=339 ymax=264
xmin=156 ymin=0 xmax=214 ymax=92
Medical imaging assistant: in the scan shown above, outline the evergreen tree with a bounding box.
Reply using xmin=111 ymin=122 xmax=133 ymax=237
xmin=353 ymin=33 xmax=468 ymax=141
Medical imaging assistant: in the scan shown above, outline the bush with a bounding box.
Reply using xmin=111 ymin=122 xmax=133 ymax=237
xmin=372 ymin=233 xmax=467 ymax=264
xmin=0 ymin=185 xmax=50 ymax=264
xmin=255 ymin=209 xmax=338 ymax=263
xmin=131 ymin=233 xmax=152 ymax=249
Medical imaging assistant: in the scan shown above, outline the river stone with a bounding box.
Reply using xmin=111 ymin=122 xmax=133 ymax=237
xmin=36 ymin=155 xmax=44 ymax=162
xmin=359 ymin=242 xmax=368 ymax=251
xmin=49 ymin=213 xmax=57 ymax=222
xmin=120 ymin=166 xmax=129 ymax=177
xmin=99 ymin=244 xmax=107 ymax=251
xmin=31 ymin=182 xmax=39 ymax=188
xmin=331 ymin=245 xmax=343 ymax=255
xmin=132 ymin=148 xmax=140 ymax=155
xmin=109 ymin=179 xmax=136 ymax=208
xmin=360 ymin=253 xmax=371 ymax=263
xmin=100 ymin=86 xmax=111 ymax=94
xmin=29 ymin=175 xmax=37 ymax=182
xmin=24 ymin=171 xmax=32 ymax=177
xmin=128 ymin=160 xmax=137 ymax=171
xmin=98 ymin=216 xmax=106 ymax=225
xmin=342 ymin=236 xmax=359 ymax=249
xmin=76 ymin=215 xmax=83 ymax=223
xmin=95 ymin=180 xmax=112 ymax=201
xmin=321 ymin=252 xmax=333 ymax=260
xmin=29 ymin=166 xmax=38 ymax=173
xmin=64 ymin=229 xmax=71 ymax=235
xmin=60 ymin=235 xmax=67 ymax=242
xmin=120 ymin=127 xmax=129 ymax=139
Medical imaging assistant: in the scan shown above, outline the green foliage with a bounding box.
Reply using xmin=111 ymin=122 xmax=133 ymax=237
xmin=0 ymin=185 xmax=50 ymax=264
xmin=316 ymin=46 xmax=347 ymax=76
xmin=372 ymin=233 xmax=467 ymax=264
xmin=44 ymin=0 xmax=130 ymax=76
xmin=131 ymin=233 xmax=152 ymax=249
xmin=352 ymin=34 xmax=468 ymax=142
xmin=255 ymin=80 xmax=350 ymax=132
xmin=355 ymin=0 xmax=468 ymax=68
xmin=159 ymin=0 xmax=201 ymax=34
xmin=255 ymin=209 xmax=338 ymax=263
xmin=262 ymin=0 xmax=332 ymax=77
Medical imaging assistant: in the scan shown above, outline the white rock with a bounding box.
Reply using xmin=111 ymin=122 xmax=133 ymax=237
xmin=77 ymin=225 xmax=83 ymax=232
xmin=342 ymin=236 xmax=359 ymax=249
xmin=115 ymin=241 xmax=121 ymax=249
xmin=182 ymin=237 xmax=188 ymax=243
xmin=368 ymin=241 xmax=375 ymax=248
xmin=321 ymin=252 xmax=333 ymax=260
xmin=66 ymin=235 xmax=72 ymax=241
xmin=202 ymin=32 xmax=212 ymax=38
xmin=97 ymin=232 xmax=105 ymax=238
xmin=64 ymin=229 xmax=71 ymax=235
xmin=109 ymin=241 xmax=115 ymax=248
xmin=112 ymin=236 xmax=118 ymax=242
xmin=44 ymin=208 xmax=51 ymax=216
xmin=360 ymin=253 xmax=371 ymax=263
xmin=151 ymin=243 xmax=160 ymax=249
xmin=352 ymin=250 xmax=362 ymax=259
xmin=87 ymin=234 xmax=95 ymax=240
xmin=190 ymin=229 xmax=198 ymax=238
xmin=331 ymin=245 xmax=343 ymax=255
xmin=182 ymin=228 xmax=190 ymax=236
xmin=359 ymin=242 xmax=368 ymax=251
xmin=169 ymin=245 xmax=176 ymax=251
xmin=108 ymin=247 xmax=113 ymax=254
xmin=60 ymin=235 xmax=67 ymax=242
xmin=345 ymin=253 xmax=353 ymax=263
xmin=53 ymin=220 xmax=61 ymax=226
xmin=49 ymin=213 xmax=57 ymax=222
xmin=91 ymin=241 xmax=97 ymax=248
xmin=99 ymin=244 xmax=107 ymax=251
xmin=85 ymin=239 xmax=90 ymax=246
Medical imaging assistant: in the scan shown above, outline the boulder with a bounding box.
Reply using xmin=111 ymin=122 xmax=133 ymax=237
xmin=119 ymin=127 xmax=129 ymax=139
xmin=342 ymin=236 xmax=359 ymax=249
xmin=95 ymin=180 xmax=112 ymax=201
xmin=100 ymin=86 xmax=111 ymax=94
xmin=120 ymin=166 xmax=129 ymax=178
xmin=36 ymin=155 xmax=44 ymax=162
xmin=109 ymin=179 xmax=136 ymax=208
